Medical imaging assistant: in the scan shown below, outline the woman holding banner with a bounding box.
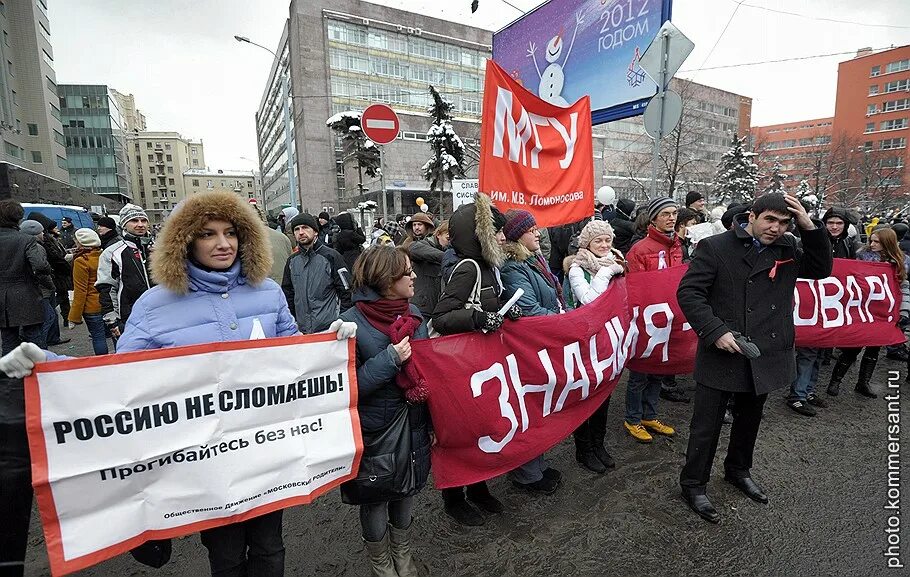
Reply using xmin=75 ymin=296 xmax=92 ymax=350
xmin=338 ymin=245 xmax=431 ymax=577
xmin=564 ymin=220 xmax=625 ymax=473
xmin=430 ymin=192 xmax=517 ymax=527
xmin=826 ymin=227 xmax=910 ymax=398
xmin=499 ymin=209 xmax=564 ymax=493
xmin=0 ymin=190 xmax=357 ymax=577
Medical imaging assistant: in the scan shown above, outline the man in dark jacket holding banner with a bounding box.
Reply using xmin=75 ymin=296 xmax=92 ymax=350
xmin=676 ymin=192 xmax=832 ymax=523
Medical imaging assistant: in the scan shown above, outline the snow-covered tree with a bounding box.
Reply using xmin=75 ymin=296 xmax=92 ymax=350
xmin=326 ymin=110 xmax=381 ymax=194
xmin=795 ymin=179 xmax=819 ymax=214
xmin=714 ymin=134 xmax=759 ymax=204
xmin=763 ymin=161 xmax=788 ymax=194
xmin=421 ymin=86 xmax=466 ymax=215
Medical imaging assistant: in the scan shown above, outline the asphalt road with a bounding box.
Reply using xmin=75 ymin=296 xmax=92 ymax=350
xmin=21 ymin=327 xmax=910 ymax=576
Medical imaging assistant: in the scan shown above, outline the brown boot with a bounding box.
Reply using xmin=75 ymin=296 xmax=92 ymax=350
xmin=364 ymin=531 xmax=397 ymax=577
xmin=388 ymin=522 xmax=419 ymax=577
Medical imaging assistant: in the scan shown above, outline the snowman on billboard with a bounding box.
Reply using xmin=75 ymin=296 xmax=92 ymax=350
xmin=526 ymin=11 xmax=583 ymax=107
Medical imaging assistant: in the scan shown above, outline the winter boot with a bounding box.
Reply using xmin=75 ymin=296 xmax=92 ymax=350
xmin=573 ymin=422 xmax=606 ymax=473
xmin=826 ymin=354 xmax=852 ymax=396
xmin=588 ymin=401 xmax=616 ymax=469
xmin=388 ymin=522 xmax=419 ymax=577
xmin=363 ymin=531 xmax=397 ymax=577
xmin=442 ymin=487 xmax=484 ymax=526
xmin=855 ymin=354 xmax=878 ymax=398
xmin=465 ymin=481 xmax=504 ymax=514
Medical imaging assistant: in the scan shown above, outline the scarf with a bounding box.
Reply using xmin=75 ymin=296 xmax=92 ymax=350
xmin=572 ymin=247 xmax=625 ymax=276
xmin=355 ymin=298 xmax=429 ymax=403
xmin=530 ymin=252 xmax=566 ymax=310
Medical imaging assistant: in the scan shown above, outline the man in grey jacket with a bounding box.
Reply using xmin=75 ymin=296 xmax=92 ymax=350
xmin=281 ymin=213 xmax=352 ymax=333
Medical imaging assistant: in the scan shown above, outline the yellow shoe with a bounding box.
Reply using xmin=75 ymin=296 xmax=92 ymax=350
xmin=641 ymin=419 xmax=675 ymax=437
xmin=624 ymin=421 xmax=653 ymax=443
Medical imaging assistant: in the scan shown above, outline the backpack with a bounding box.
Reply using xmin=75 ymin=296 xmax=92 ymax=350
xmin=427 ymin=258 xmax=483 ymax=339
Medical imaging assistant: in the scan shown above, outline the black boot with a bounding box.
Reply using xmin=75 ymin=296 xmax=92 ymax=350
xmin=588 ymin=400 xmax=615 ymax=469
xmin=827 ymin=354 xmax=852 ymax=396
xmin=855 ymin=353 xmax=878 ymax=398
xmin=442 ymin=487 xmax=484 ymax=526
xmin=573 ymin=422 xmax=606 ymax=474
xmin=465 ymin=481 xmax=504 ymax=514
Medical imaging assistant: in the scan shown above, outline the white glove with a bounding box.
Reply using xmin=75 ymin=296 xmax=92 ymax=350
xmin=607 ymin=263 xmax=625 ymax=276
xmin=0 ymin=343 xmax=47 ymax=378
xmin=328 ymin=319 xmax=357 ymax=340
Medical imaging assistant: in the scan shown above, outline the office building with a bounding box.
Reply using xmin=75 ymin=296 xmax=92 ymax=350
xmin=110 ymin=88 xmax=147 ymax=133
xmin=126 ymin=131 xmax=204 ymax=223
xmin=58 ymin=84 xmax=132 ymax=204
xmin=0 ymin=0 xmax=69 ymax=182
xmin=183 ymin=168 xmax=261 ymax=205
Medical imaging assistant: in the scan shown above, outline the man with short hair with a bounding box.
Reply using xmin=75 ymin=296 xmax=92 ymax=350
xmin=281 ymin=213 xmax=352 ymax=333
xmin=677 ymin=192 xmax=832 ymax=522
xmin=96 ymin=204 xmax=154 ymax=339
xmin=623 ymin=197 xmax=684 ymax=441
xmin=317 ymin=211 xmax=334 ymax=246
xmin=59 ymin=216 xmax=76 ymax=249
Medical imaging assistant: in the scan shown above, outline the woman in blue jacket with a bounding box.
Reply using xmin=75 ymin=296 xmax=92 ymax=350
xmin=0 ymin=190 xmax=356 ymax=577
xmin=340 ymin=245 xmax=431 ymax=577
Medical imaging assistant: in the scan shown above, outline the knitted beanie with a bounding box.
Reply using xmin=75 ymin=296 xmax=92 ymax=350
xmin=74 ymin=228 xmax=101 ymax=247
xmin=288 ymin=212 xmax=320 ymax=232
xmin=119 ymin=203 xmax=148 ymax=224
xmin=96 ymin=216 xmax=117 ymax=230
xmin=19 ymin=220 xmax=44 ymax=235
xmin=503 ymin=209 xmax=537 ymax=241
xmin=578 ymin=220 xmax=615 ymax=250
xmin=647 ymin=197 xmax=678 ymax=221
xmin=685 ymin=191 xmax=704 ymax=206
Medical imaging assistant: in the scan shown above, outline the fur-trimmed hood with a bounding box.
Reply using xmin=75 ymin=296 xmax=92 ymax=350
xmin=447 ymin=192 xmax=505 ymax=268
xmin=151 ymin=190 xmax=272 ymax=294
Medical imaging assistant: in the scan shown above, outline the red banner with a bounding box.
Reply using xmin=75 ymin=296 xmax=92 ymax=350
xmin=478 ymin=59 xmax=594 ymax=228
xmin=412 ymin=260 xmax=903 ymax=488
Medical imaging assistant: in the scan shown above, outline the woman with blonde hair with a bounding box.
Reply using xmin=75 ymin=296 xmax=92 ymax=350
xmin=827 ymin=226 xmax=910 ymax=398
xmin=67 ymin=228 xmax=108 ymax=355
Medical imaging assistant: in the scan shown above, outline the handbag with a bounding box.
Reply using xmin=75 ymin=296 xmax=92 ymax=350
xmin=427 ymin=258 xmax=483 ymax=338
xmin=340 ymin=404 xmax=417 ymax=505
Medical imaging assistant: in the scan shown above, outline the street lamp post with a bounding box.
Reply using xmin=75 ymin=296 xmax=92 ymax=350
xmin=234 ymin=35 xmax=298 ymax=211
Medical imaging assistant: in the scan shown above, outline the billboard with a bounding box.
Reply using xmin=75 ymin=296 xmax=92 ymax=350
xmin=492 ymin=0 xmax=672 ymax=125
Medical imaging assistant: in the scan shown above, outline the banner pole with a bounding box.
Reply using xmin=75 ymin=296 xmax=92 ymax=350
xmin=649 ymin=30 xmax=669 ymax=200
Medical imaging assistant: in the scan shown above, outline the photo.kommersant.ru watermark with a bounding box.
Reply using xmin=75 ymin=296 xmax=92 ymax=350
xmin=884 ymin=369 xmax=903 ymax=570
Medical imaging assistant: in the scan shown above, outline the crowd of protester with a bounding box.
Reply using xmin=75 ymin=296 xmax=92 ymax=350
xmin=0 ymin=187 xmax=906 ymax=576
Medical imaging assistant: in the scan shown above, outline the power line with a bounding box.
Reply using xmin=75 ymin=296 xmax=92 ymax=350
xmin=688 ymin=0 xmax=743 ymax=82
xmin=736 ymin=0 xmax=910 ymax=29
xmin=678 ymin=46 xmax=897 ymax=73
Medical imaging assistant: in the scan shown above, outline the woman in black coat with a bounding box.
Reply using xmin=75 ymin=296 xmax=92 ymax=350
xmin=340 ymin=245 xmax=430 ymax=577
xmin=333 ymin=212 xmax=366 ymax=271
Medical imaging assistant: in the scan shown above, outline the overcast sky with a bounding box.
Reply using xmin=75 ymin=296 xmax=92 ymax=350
xmin=49 ymin=0 xmax=910 ymax=171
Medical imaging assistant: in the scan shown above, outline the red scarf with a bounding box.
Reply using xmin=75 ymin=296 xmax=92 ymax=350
xmin=355 ymin=298 xmax=429 ymax=403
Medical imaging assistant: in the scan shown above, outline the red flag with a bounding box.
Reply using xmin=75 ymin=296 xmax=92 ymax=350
xmin=479 ymin=59 xmax=594 ymax=227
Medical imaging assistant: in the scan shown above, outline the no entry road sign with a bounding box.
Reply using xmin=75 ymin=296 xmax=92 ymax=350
xmin=361 ymin=104 xmax=400 ymax=145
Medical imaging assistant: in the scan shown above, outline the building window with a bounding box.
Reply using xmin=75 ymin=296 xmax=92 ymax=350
xmin=192 ymin=159 xmax=198 ymax=166
xmin=168 ymin=178 xmax=175 ymax=185
xmin=192 ymin=179 xmax=199 ymax=186
xmin=247 ymin=181 xmax=252 ymax=188
xmin=869 ymin=85 xmax=879 ymax=96
xmin=886 ymin=59 xmax=910 ymax=74
xmin=885 ymin=79 xmax=910 ymax=93
xmin=868 ymin=104 xmax=878 ymax=115
xmin=27 ymin=123 xmax=38 ymax=136
xmin=206 ymin=180 xmax=213 ymax=188
xmin=166 ymin=154 xmax=172 ymax=161
xmin=871 ymin=65 xmax=881 ymax=77
xmin=865 ymin=122 xmax=875 ymax=133
xmin=10 ymin=90 xmax=16 ymax=105
xmin=148 ymin=154 xmax=154 ymax=161
xmin=881 ymin=118 xmax=908 ymax=131
xmin=884 ymin=98 xmax=910 ymax=112
xmin=146 ymin=142 xmax=152 ymax=149
xmin=57 ymin=155 xmax=67 ymax=170
xmin=191 ymin=147 xmax=197 ymax=156
xmin=41 ymin=49 xmax=53 ymax=66
xmin=31 ymin=151 xmax=43 ymax=163
xmin=880 ymin=137 xmax=906 ymax=150
xmin=167 ymin=166 xmax=174 ymax=174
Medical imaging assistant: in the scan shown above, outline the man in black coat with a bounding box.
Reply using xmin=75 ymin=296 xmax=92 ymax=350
xmin=676 ymin=192 xmax=832 ymax=522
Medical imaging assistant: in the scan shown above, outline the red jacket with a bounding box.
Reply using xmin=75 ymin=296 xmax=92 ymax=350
xmin=626 ymin=225 xmax=684 ymax=272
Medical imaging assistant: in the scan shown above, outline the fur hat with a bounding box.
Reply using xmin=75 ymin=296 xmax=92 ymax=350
xmin=647 ymin=197 xmax=678 ymax=222
xmin=151 ymin=190 xmax=271 ymax=294
xmin=74 ymin=228 xmax=101 ymax=247
xmin=288 ymin=213 xmax=320 ymax=233
xmin=119 ymin=203 xmax=148 ymax=225
xmin=19 ymin=220 xmax=43 ymax=236
xmin=578 ymin=220 xmax=615 ymax=250
xmin=503 ymin=209 xmax=537 ymax=241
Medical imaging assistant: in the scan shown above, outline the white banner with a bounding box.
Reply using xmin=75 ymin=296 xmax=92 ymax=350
xmin=26 ymin=335 xmax=361 ymax=576
xmin=452 ymin=178 xmax=478 ymax=210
